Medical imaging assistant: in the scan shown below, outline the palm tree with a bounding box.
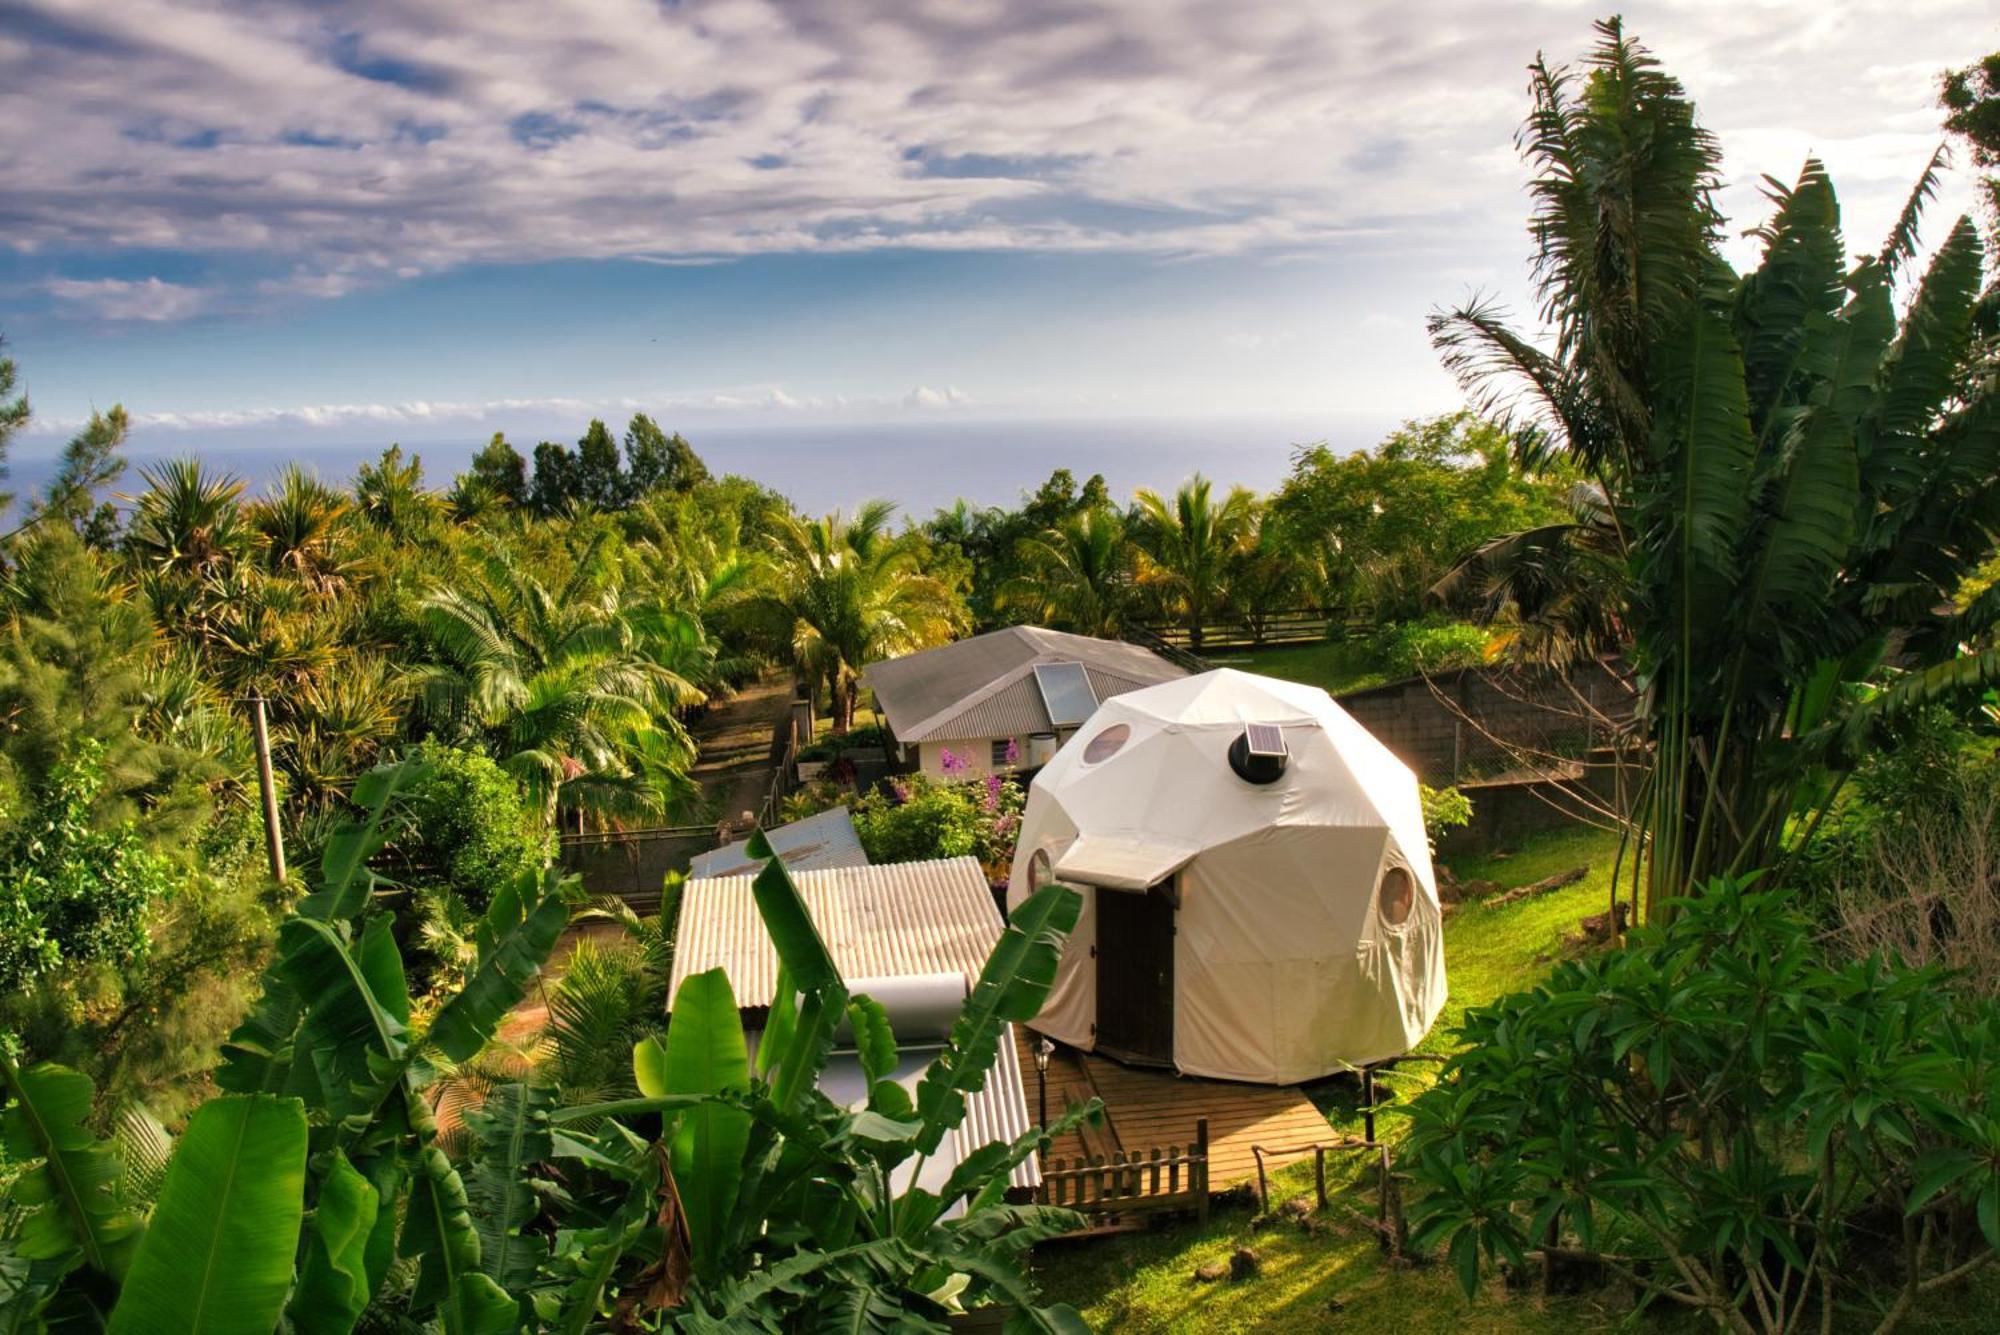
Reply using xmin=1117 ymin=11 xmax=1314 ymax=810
xmin=1225 ymin=511 xmax=1308 ymax=645
xmin=1131 ymin=475 xmax=1256 ymax=652
xmin=1428 ymin=19 xmax=2000 ymax=916
xmin=747 ymin=501 xmax=966 ymax=731
xmin=412 ymin=538 xmax=699 ymax=828
xmin=123 ymin=458 xmax=248 ymax=584
xmin=247 ymin=466 xmax=363 ymax=596
xmin=999 ymin=508 xmax=1136 ymax=637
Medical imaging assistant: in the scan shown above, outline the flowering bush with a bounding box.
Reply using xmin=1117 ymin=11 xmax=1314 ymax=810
xmin=852 ymin=772 xmax=1025 ymax=870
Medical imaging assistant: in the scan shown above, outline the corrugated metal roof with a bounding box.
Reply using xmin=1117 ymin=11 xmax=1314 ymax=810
xmin=863 ymin=626 xmax=1186 ymax=743
xmin=673 ymin=856 xmax=1003 ymax=1009
xmin=672 ymin=855 xmax=1038 ymax=1190
xmin=687 ymin=805 xmax=869 ymax=880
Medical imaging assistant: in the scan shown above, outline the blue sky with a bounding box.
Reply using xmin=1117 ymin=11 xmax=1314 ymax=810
xmin=1 ymin=0 xmax=1992 ymax=506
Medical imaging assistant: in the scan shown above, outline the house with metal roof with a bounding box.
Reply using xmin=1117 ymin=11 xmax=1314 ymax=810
xmin=861 ymin=625 xmax=1188 ymax=780
xmin=669 ymin=855 xmax=1040 ymax=1195
xmin=686 ymin=804 xmax=869 ymax=880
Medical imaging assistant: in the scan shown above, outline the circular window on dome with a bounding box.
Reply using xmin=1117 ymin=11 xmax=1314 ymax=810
xmin=1082 ymin=723 xmax=1131 ymax=764
xmin=1378 ymin=866 xmax=1416 ymax=927
xmin=1028 ymin=848 xmax=1054 ymax=889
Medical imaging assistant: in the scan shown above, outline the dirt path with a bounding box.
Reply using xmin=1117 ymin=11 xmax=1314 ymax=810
xmin=690 ymin=670 xmax=797 ymax=830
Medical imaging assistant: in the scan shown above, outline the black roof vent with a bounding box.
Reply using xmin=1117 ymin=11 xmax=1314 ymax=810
xmin=1228 ymin=723 xmax=1289 ymax=785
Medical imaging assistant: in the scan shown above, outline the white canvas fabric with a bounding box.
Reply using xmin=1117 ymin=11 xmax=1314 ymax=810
xmin=1006 ymin=669 xmax=1448 ymax=1083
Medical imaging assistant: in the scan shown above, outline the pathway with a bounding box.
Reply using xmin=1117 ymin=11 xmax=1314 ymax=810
xmin=690 ymin=671 xmax=797 ymax=830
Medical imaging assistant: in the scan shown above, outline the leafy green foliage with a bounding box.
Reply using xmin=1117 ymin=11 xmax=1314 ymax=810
xmin=1429 ymin=19 xmax=2000 ymax=915
xmin=0 ymin=740 xmax=179 ymax=994
xmin=1271 ymin=412 xmax=1574 ymax=621
xmin=0 ymin=1056 xmax=141 ymax=1280
xmin=1366 ymin=619 xmax=1491 ymax=680
xmin=851 ymin=773 xmax=1024 ymax=868
xmin=1418 ymin=784 xmax=1474 ymax=848
xmin=106 ymin=1094 xmax=308 ymax=1335
xmin=739 ymin=500 xmax=967 ymax=730
xmin=1406 ymin=877 xmax=2000 ymax=1330
xmin=388 ymin=744 xmax=554 ymax=911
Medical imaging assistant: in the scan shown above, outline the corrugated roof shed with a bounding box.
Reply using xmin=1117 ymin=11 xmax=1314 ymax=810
xmin=672 ymin=857 xmax=1002 ymax=1009
xmin=863 ymin=626 xmax=1186 ymax=744
xmin=672 ymin=855 xmax=1038 ymax=1190
xmin=687 ymin=805 xmax=869 ymax=880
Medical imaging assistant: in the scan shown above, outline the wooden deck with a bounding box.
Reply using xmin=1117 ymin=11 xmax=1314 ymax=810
xmin=1014 ymin=1028 xmax=1332 ymax=1192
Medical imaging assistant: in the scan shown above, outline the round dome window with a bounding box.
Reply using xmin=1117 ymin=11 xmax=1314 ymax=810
xmin=1379 ymin=866 xmax=1415 ymax=927
xmin=1082 ymin=723 xmax=1131 ymax=764
xmin=1028 ymin=848 xmax=1054 ymax=889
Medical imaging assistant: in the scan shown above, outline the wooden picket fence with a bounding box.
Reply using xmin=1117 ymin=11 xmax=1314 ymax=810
xmin=1037 ymin=1118 xmax=1210 ymax=1223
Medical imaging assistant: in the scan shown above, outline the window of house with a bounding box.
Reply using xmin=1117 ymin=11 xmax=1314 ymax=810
xmin=991 ymin=738 xmax=1014 ymax=768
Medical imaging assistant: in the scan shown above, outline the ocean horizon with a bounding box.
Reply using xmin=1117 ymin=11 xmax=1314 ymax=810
xmin=11 ymin=412 xmax=1402 ymax=517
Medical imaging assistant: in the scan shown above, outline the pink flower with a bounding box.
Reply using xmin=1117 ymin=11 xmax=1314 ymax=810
xmin=940 ymin=747 xmax=967 ymax=775
xmin=984 ymin=774 xmax=1003 ymax=811
xmin=1004 ymin=737 xmax=1021 ymax=765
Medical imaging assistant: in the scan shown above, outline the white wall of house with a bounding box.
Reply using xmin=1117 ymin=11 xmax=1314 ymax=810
xmin=918 ymin=735 xmax=1026 ymax=780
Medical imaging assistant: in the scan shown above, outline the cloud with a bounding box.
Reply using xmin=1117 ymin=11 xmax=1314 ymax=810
xmin=25 ymin=383 xmax=987 ymax=437
xmin=1 ymin=0 xmax=1982 ymax=320
xmin=44 ymin=276 xmax=210 ymax=321
xmin=902 ymin=385 xmax=971 ymax=409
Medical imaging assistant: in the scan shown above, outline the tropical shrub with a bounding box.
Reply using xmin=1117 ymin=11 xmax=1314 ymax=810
xmin=0 ymin=741 xmax=177 ymax=996
xmin=391 ymin=743 xmax=555 ymax=911
xmin=854 ymin=774 xmax=1025 ymax=869
xmin=1406 ymin=877 xmax=2000 ymax=1333
xmin=1419 ymin=783 xmax=1474 ymax=849
xmin=1368 ymin=620 xmax=1491 ymax=680
xmin=797 ymin=721 xmax=890 ymax=762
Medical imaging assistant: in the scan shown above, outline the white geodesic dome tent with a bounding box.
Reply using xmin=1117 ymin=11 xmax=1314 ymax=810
xmin=1005 ymin=669 xmax=1447 ymax=1084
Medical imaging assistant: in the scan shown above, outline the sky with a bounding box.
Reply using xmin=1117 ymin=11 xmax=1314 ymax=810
xmin=1 ymin=0 xmax=1994 ymax=510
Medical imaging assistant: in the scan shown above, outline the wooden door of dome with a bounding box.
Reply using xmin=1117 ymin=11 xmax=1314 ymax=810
xmin=1094 ymin=879 xmax=1175 ymax=1067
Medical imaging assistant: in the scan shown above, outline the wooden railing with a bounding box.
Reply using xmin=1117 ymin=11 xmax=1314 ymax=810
xmin=1037 ymin=1118 xmax=1209 ymax=1223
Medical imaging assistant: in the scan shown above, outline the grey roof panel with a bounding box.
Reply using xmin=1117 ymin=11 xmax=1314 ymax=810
xmin=687 ymin=805 xmax=869 ymax=880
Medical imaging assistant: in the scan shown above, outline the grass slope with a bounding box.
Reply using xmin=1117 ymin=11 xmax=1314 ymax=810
xmin=1203 ymin=640 xmax=1397 ymax=697
xmin=1031 ymin=823 xmax=2000 ymax=1332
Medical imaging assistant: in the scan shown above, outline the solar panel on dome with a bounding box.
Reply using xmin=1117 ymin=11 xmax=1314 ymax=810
xmin=1244 ymin=723 xmax=1288 ymax=756
xmin=1032 ymin=662 xmax=1099 ymax=727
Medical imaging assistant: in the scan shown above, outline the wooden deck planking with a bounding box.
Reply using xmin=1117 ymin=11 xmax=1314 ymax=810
xmin=1013 ymin=1028 xmax=1332 ymax=1190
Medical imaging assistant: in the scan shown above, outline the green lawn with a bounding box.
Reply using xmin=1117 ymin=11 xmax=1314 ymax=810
xmin=1031 ymin=823 xmax=2000 ymax=1332
xmin=1203 ymin=640 xmax=1396 ymax=697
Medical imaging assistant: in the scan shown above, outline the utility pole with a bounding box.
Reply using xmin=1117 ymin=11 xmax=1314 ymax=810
xmin=247 ymin=688 xmax=287 ymax=883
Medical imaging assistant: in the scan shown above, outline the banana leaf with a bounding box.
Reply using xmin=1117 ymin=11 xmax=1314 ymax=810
xmin=105 ymin=1094 xmax=307 ymax=1335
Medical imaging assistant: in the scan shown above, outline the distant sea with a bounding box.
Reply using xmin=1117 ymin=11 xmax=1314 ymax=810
xmin=24 ymin=414 xmax=1393 ymax=517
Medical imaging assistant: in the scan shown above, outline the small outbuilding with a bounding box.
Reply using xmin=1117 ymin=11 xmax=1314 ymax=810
xmin=672 ymin=855 xmax=1039 ymax=1196
xmin=1006 ymin=669 xmax=1446 ymax=1084
xmin=863 ymin=625 xmax=1187 ymax=780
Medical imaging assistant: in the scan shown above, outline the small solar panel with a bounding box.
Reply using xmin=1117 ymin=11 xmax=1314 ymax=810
xmin=1032 ymin=661 xmax=1099 ymax=728
xmin=1244 ymin=723 xmax=1288 ymax=757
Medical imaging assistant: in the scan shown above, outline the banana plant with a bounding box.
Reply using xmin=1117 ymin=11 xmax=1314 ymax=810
xmin=560 ymin=830 xmax=1099 ymax=1331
